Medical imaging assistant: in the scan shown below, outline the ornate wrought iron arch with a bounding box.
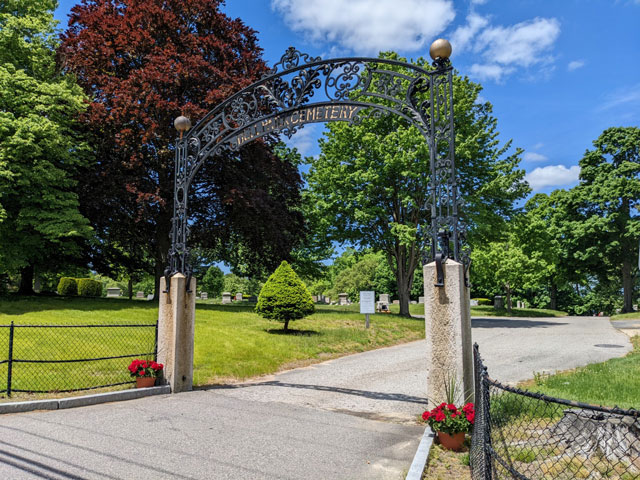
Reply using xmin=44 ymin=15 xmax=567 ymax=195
xmin=166 ymin=47 xmax=466 ymax=291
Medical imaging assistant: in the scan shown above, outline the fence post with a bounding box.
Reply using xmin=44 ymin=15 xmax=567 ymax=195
xmin=7 ymin=321 xmax=14 ymax=397
xmin=482 ymin=366 xmax=493 ymax=480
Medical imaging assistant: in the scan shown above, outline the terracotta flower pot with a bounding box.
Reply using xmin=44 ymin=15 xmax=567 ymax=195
xmin=437 ymin=431 xmax=465 ymax=451
xmin=136 ymin=376 xmax=156 ymax=388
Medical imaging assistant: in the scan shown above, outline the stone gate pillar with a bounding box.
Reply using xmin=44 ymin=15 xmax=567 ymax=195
xmin=158 ymin=274 xmax=196 ymax=393
xmin=424 ymin=260 xmax=473 ymax=407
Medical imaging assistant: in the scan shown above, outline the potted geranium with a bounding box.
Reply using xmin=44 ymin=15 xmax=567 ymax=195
xmin=422 ymin=402 xmax=475 ymax=451
xmin=128 ymin=359 xmax=163 ymax=388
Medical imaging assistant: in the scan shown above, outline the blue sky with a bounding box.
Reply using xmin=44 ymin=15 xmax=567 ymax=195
xmin=54 ymin=0 xmax=640 ymax=195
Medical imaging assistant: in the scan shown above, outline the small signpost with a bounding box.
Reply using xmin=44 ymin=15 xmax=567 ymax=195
xmin=360 ymin=291 xmax=375 ymax=329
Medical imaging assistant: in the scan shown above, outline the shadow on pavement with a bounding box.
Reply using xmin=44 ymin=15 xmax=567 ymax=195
xmin=202 ymin=381 xmax=427 ymax=405
xmin=471 ymin=318 xmax=567 ymax=329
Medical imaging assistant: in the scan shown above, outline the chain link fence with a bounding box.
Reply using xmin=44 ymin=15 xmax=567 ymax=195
xmin=0 ymin=322 xmax=157 ymax=396
xmin=471 ymin=343 xmax=640 ymax=480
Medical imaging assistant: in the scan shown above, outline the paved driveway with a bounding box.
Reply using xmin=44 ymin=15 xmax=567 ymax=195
xmin=0 ymin=315 xmax=631 ymax=479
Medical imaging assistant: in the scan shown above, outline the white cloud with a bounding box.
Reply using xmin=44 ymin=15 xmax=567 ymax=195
xmin=599 ymin=83 xmax=640 ymax=110
xmin=468 ymin=17 xmax=560 ymax=82
xmin=523 ymin=152 xmax=547 ymax=162
xmin=451 ymin=13 xmax=489 ymax=52
xmin=470 ymin=63 xmax=512 ymax=82
xmin=284 ymin=124 xmax=319 ymax=156
xmin=474 ymin=17 xmax=560 ymax=67
xmin=567 ymin=60 xmax=585 ymax=71
xmin=271 ymin=0 xmax=456 ymax=55
xmin=525 ymin=165 xmax=580 ymax=191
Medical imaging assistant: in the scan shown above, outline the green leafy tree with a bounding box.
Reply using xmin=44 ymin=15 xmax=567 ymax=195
xmin=223 ymin=273 xmax=262 ymax=297
xmin=305 ymin=53 xmax=529 ymax=315
xmin=570 ymin=127 xmax=640 ymax=313
xmin=201 ymin=266 xmax=224 ymax=298
xmin=255 ymin=261 xmax=314 ymax=331
xmin=0 ymin=0 xmax=92 ymax=293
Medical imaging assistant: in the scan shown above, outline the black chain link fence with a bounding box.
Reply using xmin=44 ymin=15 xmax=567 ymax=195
xmin=471 ymin=343 xmax=640 ymax=480
xmin=0 ymin=322 xmax=157 ymax=396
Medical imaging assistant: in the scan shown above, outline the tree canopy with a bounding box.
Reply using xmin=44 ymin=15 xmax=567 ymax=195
xmin=304 ymin=53 xmax=529 ymax=315
xmin=0 ymin=0 xmax=92 ymax=293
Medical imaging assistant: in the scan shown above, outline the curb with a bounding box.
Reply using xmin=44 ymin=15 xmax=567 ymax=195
xmin=406 ymin=426 xmax=434 ymax=480
xmin=0 ymin=385 xmax=171 ymax=415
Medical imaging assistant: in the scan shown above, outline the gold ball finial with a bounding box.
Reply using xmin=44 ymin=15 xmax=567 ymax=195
xmin=429 ymin=38 xmax=452 ymax=61
xmin=174 ymin=115 xmax=192 ymax=133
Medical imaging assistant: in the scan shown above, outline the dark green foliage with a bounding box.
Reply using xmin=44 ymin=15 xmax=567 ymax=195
xmin=201 ymin=266 xmax=224 ymax=297
xmin=255 ymin=261 xmax=314 ymax=330
xmin=77 ymin=278 xmax=102 ymax=297
xmin=57 ymin=277 xmax=78 ymax=296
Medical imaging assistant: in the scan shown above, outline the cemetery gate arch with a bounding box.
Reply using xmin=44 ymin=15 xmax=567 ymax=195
xmin=165 ymin=45 xmax=466 ymax=290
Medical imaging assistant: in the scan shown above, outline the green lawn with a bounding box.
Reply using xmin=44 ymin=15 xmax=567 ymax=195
xmin=610 ymin=312 xmax=640 ymax=321
xmin=519 ymin=336 xmax=640 ymax=410
xmin=0 ymin=296 xmax=424 ymax=397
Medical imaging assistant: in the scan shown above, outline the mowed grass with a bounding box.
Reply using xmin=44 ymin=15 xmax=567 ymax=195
xmin=611 ymin=311 xmax=640 ymax=321
xmin=0 ymin=296 xmax=424 ymax=397
xmin=519 ymin=336 xmax=640 ymax=409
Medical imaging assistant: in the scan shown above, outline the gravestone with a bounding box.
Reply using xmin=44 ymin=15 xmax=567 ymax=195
xmin=147 ymin=294 xmax=154 ymax=300
xmin=494 ymin=296 xmax=504 ymax=309
xmin=324 ymin=297 xmax=331 ymax=304
xmin=106 ymin=288 xmax=121 ymax=298
xmin=136 ymin=291 xmax=144 ymax=299
xmin=221 ymin=292 xmax=231 ymax=304
xmin=379 ymin=294 xmax=390 ymax=304
xmin=470 ymin=299 xmax=478 ymax=306
xmin=516 ymin=300 xmax=523 ymax=308
xmin=392 ymin=300 xmax=399 ymax=304
xmin=338 ymin=293 xmax=348 ymax=305
xmin=411 ymin=300 xmax=417 ymax=304
xmin=312 ymin=295 xmax=318 ymax=303
xmin=418 ymin=296 xmax=425 ymax=304
xmin=201 ymin=292 xmax=208 ymax=300
xmin=235 ymin=292 xmax=243 ymax=301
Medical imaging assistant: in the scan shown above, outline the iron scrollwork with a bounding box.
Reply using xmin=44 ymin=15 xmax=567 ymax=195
xmin=167 ymin=47 xmax=468 ymax=289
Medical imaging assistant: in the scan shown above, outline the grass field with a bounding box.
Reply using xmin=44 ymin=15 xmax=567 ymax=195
xmin=518 ymin=335 xmax=640 ymax=409
xmin=0 ymin=296 xmax=424 ymax=398
xmin=611 ymin=311 xmax=640 ymax=321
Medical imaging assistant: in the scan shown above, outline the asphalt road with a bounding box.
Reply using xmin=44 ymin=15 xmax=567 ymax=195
xmin=0 ymin=315 xmax=631 ymax=480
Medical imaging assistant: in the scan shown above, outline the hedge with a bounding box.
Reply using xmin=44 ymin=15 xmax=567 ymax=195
xmin=57 ymin=277 xmax=78 ymax=296
xmin=77 ymin=278 xmax=103 ymax=297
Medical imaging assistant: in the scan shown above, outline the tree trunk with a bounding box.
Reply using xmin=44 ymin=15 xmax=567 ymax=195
xmin=622 ymin=258 xmax=634 ymax=313
xmin=550 ymin=282 xmax=558 ymax=311
xmin=128 ymin=277 xmax=133 ymax=300
xmin=284 ymin=319 xmax=289 ymax=331
xmin=18 ymin=264 xmax=34 ymax=295
xmin=505 ymin=283 xmax=512 ymax=313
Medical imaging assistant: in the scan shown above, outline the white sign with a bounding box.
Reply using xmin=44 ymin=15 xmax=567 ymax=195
xmin=359 ymin=291 xmax=375 ymax=314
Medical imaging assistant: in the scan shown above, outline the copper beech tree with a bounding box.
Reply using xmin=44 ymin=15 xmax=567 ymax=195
xmin=59 ymin=0 xmax=305 ymax=295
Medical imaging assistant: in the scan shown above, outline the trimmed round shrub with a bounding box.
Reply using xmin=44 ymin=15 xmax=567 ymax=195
xmin=57 ymin=277 xmax=78 ymax=296
xmin=77 ymin=278 xmax=102 ymax=297
xmin=255 ymin=261 xmax=314 ymax=331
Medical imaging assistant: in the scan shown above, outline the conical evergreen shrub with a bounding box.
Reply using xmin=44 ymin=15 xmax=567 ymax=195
xmin=255 ymin=261 xmax=314 ymax=331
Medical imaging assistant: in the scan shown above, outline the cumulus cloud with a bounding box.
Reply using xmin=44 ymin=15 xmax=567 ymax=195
xmin=271 ymin=0 xmax=456 ymax=55
xmin=568 ymin=60 xmax=585 ymax=71
xmin=525 ymin=165 xmax=580 ymax=191
xmin=523 ymin=152 xmax=548 ymax=162
xmin=451 ymin=13 xmax=489 ymax=52
xmin=468 ymin=17 xmax=560 ymax=82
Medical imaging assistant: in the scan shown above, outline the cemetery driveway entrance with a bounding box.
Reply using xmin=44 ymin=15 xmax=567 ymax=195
xmin=0 ymin=315 xmax=630 ymax=479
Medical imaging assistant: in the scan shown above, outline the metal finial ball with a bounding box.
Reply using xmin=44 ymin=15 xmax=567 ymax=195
xmin=429 ymin=39 xmax=452 ymax=61
xmin=174 ymin=116 xmax=192 ymax=133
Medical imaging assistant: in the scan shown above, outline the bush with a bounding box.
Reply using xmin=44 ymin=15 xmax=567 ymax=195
xmin=255 ymin=261 xmax=314 ymax=331
xmin=77 ymin=278 xmax=103 ymax=297
xmin=57 ymin=277 xmax=78 ymax=296
xmin=472 ymin=298 xmax=491 ymax=306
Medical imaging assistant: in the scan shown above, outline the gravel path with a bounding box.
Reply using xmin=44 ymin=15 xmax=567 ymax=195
xmin=0 ymin=315 xmax=630 ymax=480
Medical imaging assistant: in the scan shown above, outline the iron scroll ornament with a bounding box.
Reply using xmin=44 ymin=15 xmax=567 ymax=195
xmin=165 ymin=47 xmax=468 ymax=292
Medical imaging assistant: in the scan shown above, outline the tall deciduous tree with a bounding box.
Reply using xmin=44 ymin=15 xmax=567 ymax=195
xmin=0 ymin=0 xmax=92 ymax=293
xmin=60 ymin=0 xmax=305 ymax=296
xmin=571 ymin=127 xmax=640 ymax=313
xmin=305 ymin=53 xmax=529 ymax=315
